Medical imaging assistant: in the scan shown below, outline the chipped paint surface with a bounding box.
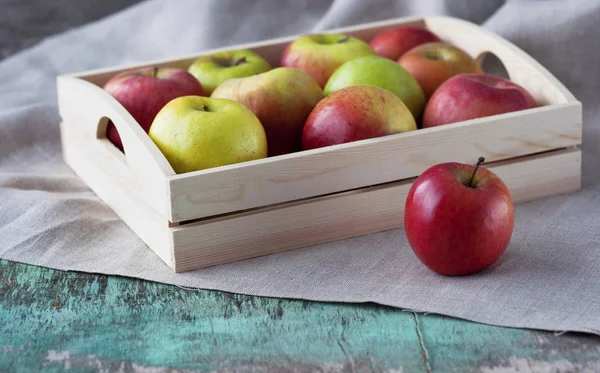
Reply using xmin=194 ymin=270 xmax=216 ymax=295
xmin=1 ymin=259 xmax=600 ymax=372
xmin=478 ymin=356 xmax=600 ymax=373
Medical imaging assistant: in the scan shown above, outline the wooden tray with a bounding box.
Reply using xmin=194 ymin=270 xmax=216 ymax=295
xmin=56 ymin=15 xmax=582 ymax=272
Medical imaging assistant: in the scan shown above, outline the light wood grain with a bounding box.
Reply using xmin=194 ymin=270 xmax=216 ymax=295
xmin=167 ymin=103 xmax=581 ymax=222
xmin=171 ymin=147 xmax=581 ymax=272
xmin=59 ymin=119 xmax=174 ymax=267
xmin=57 ymin=76 xmax=175 ymax=220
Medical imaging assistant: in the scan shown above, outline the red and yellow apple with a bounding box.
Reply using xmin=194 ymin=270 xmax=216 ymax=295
xmin=301 ymin=85 xmax=417 ymax=150
xmin=404 ymin=157 xmax=514 ymax=276
xmin=280 ymin=33 xmax=376 ymax=88
xmin=103 ymin=66 xmax=205 ymax=152
xmin=397 ymin=42 xmax=483 ymax=98
xmin=422 ymin=73 xmax=538 ymax=128
xmin=211 ymin=67 xmax=323 ymax=157
xmin=369 ymin=25 xmax=441 ymax=61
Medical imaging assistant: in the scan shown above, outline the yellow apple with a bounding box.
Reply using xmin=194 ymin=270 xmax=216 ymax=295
xmin=148 ymin=96 xmax=267 ymax=173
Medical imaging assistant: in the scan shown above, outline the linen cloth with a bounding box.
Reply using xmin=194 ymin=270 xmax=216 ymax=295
xmin=1 ymin=0 xmax=599 ymax=335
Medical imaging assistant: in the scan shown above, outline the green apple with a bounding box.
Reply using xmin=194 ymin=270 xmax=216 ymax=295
xmin=280 ymin=33 xmax=376 ymax=88
xmin=211 ymin=67 xmax=323 ymax=157
xmin=323 ymin=55 xmax=426 ymax=120
xmin=148 ymin=96 xmax=267 ymax=173
xmin=188 ymin=49 xmax=272 ymax=95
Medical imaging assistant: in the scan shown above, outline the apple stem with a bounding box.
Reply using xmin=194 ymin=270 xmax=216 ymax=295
xmin=338 ymin=35 xmax=349 ymax=43
xmin=233 ymin=57 xmax=247 ymax=66
xmin=469 ymin=157 xmax=486 ymax=187
xmin=152 ymin=67 xmax=159 ymax=77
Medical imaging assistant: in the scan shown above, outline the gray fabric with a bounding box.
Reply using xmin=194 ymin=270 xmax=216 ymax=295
xmin=1 ymin=0 xmax=599 ymax=335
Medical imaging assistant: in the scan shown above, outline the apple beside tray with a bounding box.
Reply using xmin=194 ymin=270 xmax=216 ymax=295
xmin=56 ymin=16 xmax=582 ymax=273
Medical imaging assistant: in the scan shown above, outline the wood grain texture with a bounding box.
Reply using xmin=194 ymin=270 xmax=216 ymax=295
xmin=1 ymin=259 xmax=599 ymax=373
xmin=168 ymin=103 xmax=581 ymax=222
xmin=172 ymin=148 xmax=581 ymax=272
xmin=59 ymin=119 xmax=174 ymax=267
xmin=57 ymin=77 xmax=175 ymax=222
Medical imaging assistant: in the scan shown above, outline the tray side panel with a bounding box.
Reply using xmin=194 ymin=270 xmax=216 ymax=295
xmin=60 ymin=119 xmax=174 ymax=268
xmin=171 ymin=147 xmax=581 ymax=272
xmin=168 ymin=103 xmax=581 ymax=222
xmin=56 ymin=76 xmax=175 ymax=221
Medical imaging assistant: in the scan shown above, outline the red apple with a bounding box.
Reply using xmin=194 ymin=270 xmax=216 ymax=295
xmin=301 ymin=85 xmax=417 ymax=150
xmin=404 ymin=157 xmax=514 ymax=276
xmin=103 ymin=66 xmax=205 ymax=151
xmin=369 ymin=25 xmax=441 ymax=61
xmin=422 ymin=73 xmax=537 ymax=128
xmin=397 ymin=42 xmax=483 ymax=99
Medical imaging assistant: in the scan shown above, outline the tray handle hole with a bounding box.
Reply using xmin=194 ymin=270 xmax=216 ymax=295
xmin=96 ymin=116 xmax=129 ymax=164
xmin=476 ymin=51 xmax=510 ymax=80
xmin=96 ymin=116 xmax=128 ymax=155
xmin=96 ymin=116 xmax=110 ymax=139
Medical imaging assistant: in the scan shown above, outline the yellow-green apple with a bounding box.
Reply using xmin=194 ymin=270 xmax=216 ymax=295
xmin=323 ymin=55 xmax=425 ymax=120
xmin=280 ymin=33 xmax=376 ymax=88
xmin=148 ymin=96 xmax=267 ymax=173
xmin=188 ymin=49 xmax=272 ymax=95
xmin=103 ymin=66 xmax=205 ymax=152
xmin=422 ymin=73 xmax=538 ymax=128
xmin=211 ymin=67 xmax=323 ymax=157
xmin=369 ymin=25 xmax=441 ymax=60
xmin=301 ymin=85 xmax=417 ymax=150
xmin=404 ymin=157 xmax=514 ymax=276
xmin=397 ymin=42 xmax=483 ymax=98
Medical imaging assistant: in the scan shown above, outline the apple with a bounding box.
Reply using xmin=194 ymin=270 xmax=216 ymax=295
xmin=422 ymin=73 xmax=538 ymax=128
xmin=280 ymin=33 xmax=376 ymax=88
xmin=301 ymin=85 xmax=417 ymax=150
xmin=404 ymin=157 xmax=514 ymax=276
xmin=369 ymin=25 xmax=441 ymax=61
xmin=397 ymin=42 xmax=483 ymax=99
xmin=148 ymin=96 xmax=267 ymax=174
xmin=323 ymin=55 xmax=426 ymax=121
xmin=188 ymin=49 xmax=272 ymax=95
xmin=103 ymin=66 xmax=205 ymax=152
xmin=211 ymin=67 xmax=323 ymax=157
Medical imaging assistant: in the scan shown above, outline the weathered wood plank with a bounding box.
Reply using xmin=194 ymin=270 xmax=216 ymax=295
xmin=1 ymin=259 xmax=599 ymax=373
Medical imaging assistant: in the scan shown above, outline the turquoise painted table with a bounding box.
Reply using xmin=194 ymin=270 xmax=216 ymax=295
xmin=2 ymin=259 xmax=599 ymax=372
